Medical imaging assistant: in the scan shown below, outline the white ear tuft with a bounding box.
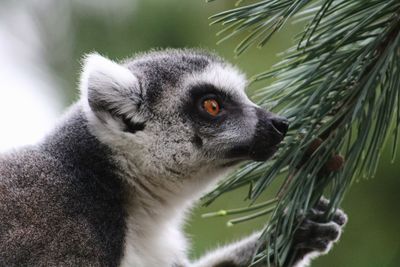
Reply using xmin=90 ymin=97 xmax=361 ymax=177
xmin=80 ymin=53 xmax=137 ymax=98
xmin=79 ymin=53 xmax=141 ymax=117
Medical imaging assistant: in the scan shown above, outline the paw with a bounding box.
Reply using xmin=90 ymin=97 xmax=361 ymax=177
xmin=292 ymin=198 xmax=347 ymax=258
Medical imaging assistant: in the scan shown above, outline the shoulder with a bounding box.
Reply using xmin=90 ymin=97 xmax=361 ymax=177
xmin=0 ymin=146 xmax=62 ymax=186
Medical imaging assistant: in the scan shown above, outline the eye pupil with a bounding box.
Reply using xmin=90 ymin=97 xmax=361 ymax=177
xmin=203 ymin=99 xmax=220 ymax=116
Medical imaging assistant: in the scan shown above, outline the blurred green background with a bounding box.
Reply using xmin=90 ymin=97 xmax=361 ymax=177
xmin=2 ymin=0 xmax=399 ymax=266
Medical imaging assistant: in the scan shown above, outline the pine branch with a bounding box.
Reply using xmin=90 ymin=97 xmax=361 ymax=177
xmin=205 ymin=0 xmax=400 ymax=266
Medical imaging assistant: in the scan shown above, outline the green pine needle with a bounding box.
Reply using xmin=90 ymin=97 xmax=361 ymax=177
xmin=205 ymin=0 xmax=400 ymax=266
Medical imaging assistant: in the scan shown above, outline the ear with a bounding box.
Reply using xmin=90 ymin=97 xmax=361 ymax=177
xmin=80 ymin=53 xmax=141 ymax=119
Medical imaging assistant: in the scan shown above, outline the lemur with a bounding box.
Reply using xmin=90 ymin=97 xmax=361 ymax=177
xmin=0 ymin=49 xmax=347 ymax=267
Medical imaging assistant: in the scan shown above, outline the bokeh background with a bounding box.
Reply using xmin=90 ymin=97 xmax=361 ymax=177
xmin=0 ymin=1 xmax=399 ymax=266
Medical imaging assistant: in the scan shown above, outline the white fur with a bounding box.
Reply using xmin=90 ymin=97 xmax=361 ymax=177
xmin=120 ymin=213 xmax=188 ymax=267
xmin=117 ymin=163 xmax=232 ymax=267
xmin=183 ymin=63 xmax=255 ymax=107
xmin=294 ymin=245 xmax=332 ymax=267
xmin=80 ymin=53 xmax=141 ymax=124
xmin=192 ymin=232 xmax=260 ymax=267
xmin=79 ymin=53 xmax=145 ymax=146
xmin=80 ymin=53 xmax=138 ymax=100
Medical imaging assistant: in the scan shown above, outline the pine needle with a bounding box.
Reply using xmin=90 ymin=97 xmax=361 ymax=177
xmin=206 ymin=0 xmax=400 ymax=265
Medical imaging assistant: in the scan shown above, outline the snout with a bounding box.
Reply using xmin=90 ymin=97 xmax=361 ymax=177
xmin=248 ymin=108 xmax=288 ymax=161
xmin=267 ymin=115 xmax=289 ymax=145
xmin=224 ymin=107 xmax=288 ymax=162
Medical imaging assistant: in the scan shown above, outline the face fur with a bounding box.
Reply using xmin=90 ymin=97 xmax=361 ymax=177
xmin=80 ymin=49 xmax=288 ymax=187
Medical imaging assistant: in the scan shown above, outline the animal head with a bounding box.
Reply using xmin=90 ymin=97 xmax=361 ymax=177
xmin=80 ymin=49 xmax=288 ymax=192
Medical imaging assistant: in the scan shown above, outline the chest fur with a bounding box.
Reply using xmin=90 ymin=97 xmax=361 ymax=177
xmin=120 ymin=214 xmax=188 ymax=267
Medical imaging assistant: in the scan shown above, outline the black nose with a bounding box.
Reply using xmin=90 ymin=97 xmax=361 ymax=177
xmin=270 ymin=116 xmax=289 ymax=136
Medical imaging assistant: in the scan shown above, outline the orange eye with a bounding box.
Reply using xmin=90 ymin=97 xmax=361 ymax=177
xmin=203 ymin=99 xmax=220 ymax=116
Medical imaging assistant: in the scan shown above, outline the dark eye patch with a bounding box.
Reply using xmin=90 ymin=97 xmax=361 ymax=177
xmin=189 ymin=83 xmax=229 ymax=102
xmin=122 ymin=116 xmax=146 ymax=134
xmin=183 ymin=83 xmax=234 ymax=123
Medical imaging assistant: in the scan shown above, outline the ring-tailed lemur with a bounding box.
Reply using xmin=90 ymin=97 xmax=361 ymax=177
xmin=0 ymin=49 xmax=346 ymax=267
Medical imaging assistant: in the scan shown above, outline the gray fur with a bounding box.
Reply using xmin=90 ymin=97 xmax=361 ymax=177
xmin=0 ymin=48 xmax=346 ymax=267
xmin=0 ymin=106 xmax=126 ymax=266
